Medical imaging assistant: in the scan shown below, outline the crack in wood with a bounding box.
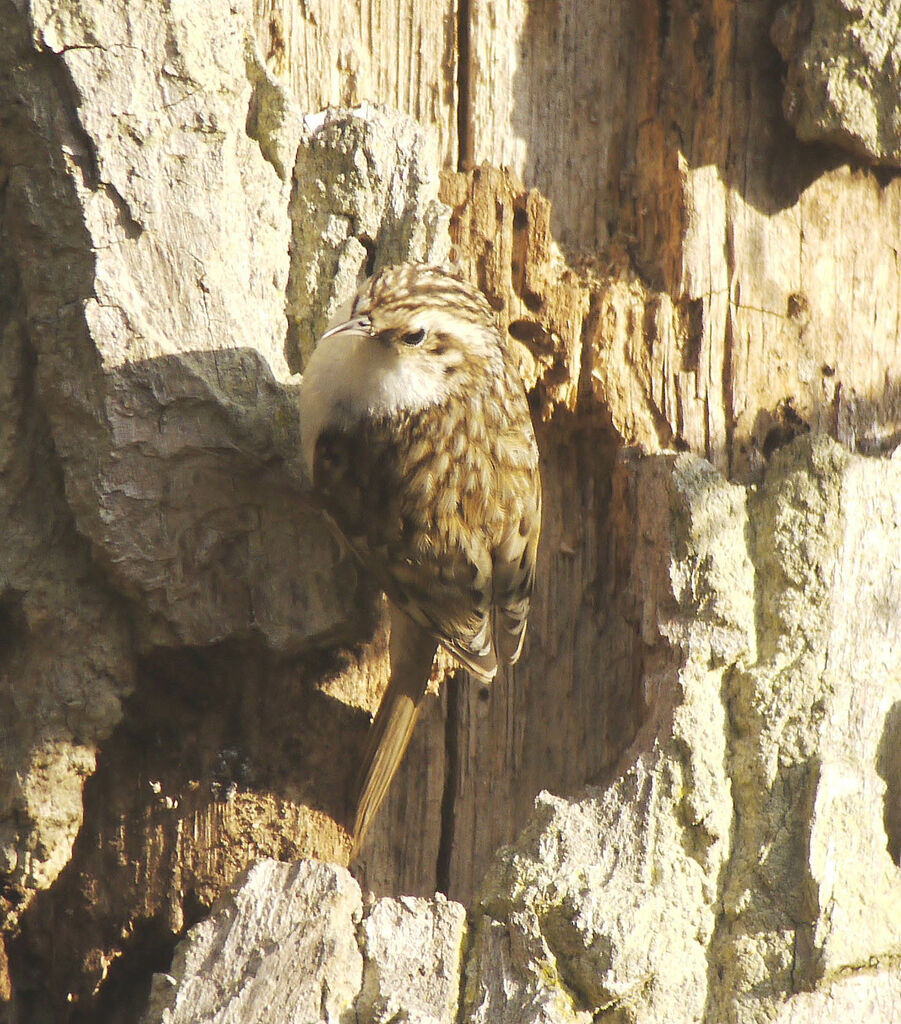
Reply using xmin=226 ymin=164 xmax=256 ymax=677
xmin=456 ymin=0 xmax=473 ymax=172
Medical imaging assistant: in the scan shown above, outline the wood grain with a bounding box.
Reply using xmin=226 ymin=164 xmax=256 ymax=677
xmin=253 ymin=0 xmax=459 ymax=168
xmin=252 ymin=0 xmax=901 ymax=901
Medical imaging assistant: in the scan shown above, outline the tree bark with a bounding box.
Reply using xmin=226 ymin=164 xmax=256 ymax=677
xmin=0 ymin=0 xmax=899 ymax=1020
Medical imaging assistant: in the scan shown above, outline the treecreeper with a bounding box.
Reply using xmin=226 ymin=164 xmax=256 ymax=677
xmin=299 ymin=263 xmax=542 ymax=854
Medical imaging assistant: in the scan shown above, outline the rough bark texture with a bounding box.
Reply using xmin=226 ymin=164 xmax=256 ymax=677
xmin=773 ymin=0 xmax=901 ymax=166
xmin=144 ymin=437 xmax=901 ymax=1024
xmin=141 ymin=858 xmax=467 ymax=1024
xmin=462 ymin=0 xmax=901 ymax=472
xmin=0 ymin=0 xmax=899 ymax=1020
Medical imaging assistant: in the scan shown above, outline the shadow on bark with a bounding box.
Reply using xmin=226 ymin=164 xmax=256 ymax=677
xmin=877 ymin=701 xmax=901 ymax=866
xmin=6 ymin=639 xmax=372 ymax=1023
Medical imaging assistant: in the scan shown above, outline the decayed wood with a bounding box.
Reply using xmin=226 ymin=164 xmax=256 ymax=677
xmin=7 ymin=644 xmax=363 ymax=1013
xmin=248 ymin=0 xmax=901 ymax=900
xmin=4 ymin=0 xmax=901 ymax=1013
xmin=466 ymin=0 xmax=636 ymax=253
xmin=463 ymin=0 xmax=901 ymax=473
xmin=629 ymin=1 xmax=901 ymax=474
xmin=251 ymin=0 xmax=901 ymax=476
xmin=252 ymin=0 xmax=459 ymax=167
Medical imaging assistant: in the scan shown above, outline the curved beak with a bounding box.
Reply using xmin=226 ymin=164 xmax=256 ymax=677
xmin=320 ymin=315 xmax=373 ymax=341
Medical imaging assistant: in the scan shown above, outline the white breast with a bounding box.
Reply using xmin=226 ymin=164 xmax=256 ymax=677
xmin=299 ymin=331 xmax=450 ymax=476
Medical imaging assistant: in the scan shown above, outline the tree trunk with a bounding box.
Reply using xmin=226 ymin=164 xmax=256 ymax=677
xmin=0 ymin=0 xmax=899 ymax=1021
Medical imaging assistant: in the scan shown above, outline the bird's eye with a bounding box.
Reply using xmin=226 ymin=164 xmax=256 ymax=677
xmin=400 ymin=328 xmax=426 ymax=347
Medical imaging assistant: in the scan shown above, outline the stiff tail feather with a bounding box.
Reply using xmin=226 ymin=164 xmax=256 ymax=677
xmin=352 ymin=606 xmax=438 ymax=856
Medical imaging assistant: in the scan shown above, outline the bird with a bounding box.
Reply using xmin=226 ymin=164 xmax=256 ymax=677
xmin=299 ymin=263 xmax=542 ymax=854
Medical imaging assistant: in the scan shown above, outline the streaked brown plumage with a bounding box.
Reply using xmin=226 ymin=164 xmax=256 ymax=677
xmin=299 ymin=263 xmax=541 ymax=853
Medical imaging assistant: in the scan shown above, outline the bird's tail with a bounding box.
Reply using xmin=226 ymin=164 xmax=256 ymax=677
xmin=352 ymin=605 xmax=438 ymax=856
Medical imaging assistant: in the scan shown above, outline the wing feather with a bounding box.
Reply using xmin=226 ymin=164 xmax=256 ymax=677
xmin=312 ymin=391 xmax=540 ymax=680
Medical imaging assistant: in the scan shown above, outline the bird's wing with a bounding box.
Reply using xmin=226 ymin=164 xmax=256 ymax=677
xmin=491 ymin=477 xmax=542 ymax=664
xmin=366 ymin=531 xmax=499 ymax=681
xmin=311 ymin=408 xmax=539 ymax=681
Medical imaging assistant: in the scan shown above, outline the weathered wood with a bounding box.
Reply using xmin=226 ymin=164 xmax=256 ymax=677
xmin=466 ymin=0 xmax=636 ymax=253
xmin=250 ymin=0 xmax=901 ymax=479
xmin=253 ymin=0 xmax=459 ymax=167
xmin=3 ymin=0 xmax=901 ymax=1016
xmin=266 ymin=0 xmax=901 ymax=904
xmin=628 ymin=1 xmax=901 ymax=474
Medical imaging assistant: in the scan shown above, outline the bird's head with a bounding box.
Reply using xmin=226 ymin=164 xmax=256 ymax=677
xmin=300 ymin=264 xmax=505 ymax=474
